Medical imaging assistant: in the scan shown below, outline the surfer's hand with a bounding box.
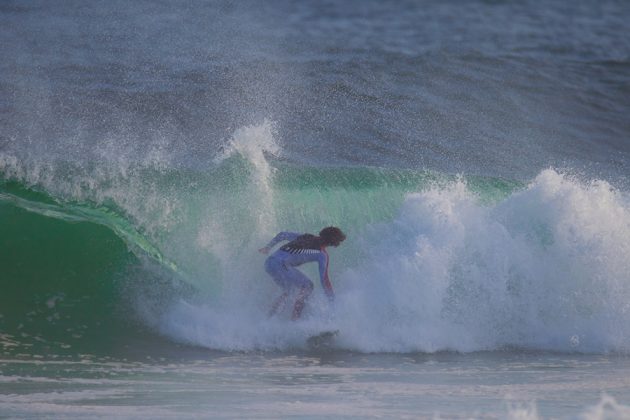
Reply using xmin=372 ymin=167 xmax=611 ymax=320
xmin=258 ymin=247 xmax=269 ymax=254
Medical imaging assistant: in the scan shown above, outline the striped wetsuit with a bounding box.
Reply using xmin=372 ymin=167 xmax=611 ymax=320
xmin=263 ymin=232 xmax=334 ymax=301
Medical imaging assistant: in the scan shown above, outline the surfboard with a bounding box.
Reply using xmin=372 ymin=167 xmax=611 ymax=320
xmin=306 ymin=330 xmax=339 ymax=349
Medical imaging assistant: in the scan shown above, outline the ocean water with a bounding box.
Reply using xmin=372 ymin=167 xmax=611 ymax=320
xmin=1 ymin=0 xmax=630 ymax=418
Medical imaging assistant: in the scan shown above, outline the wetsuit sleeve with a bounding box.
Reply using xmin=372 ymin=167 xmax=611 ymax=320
xmin=318 ymin=250 xmax=334 ymax=302
xmin=264 ymin=231 xmax=301 ymax=250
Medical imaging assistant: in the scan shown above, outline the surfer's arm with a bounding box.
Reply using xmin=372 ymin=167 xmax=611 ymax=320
xmin=318 ymin=250 xmax=334 ymax=302
xmin=259 ymin=231 xmax=301 ymax=254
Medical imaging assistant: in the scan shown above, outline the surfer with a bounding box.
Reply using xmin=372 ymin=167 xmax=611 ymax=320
xmin=259 ymin=227 xmax=346 ymax=320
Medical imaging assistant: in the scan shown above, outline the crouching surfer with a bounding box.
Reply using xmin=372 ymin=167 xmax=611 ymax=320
xmin=259 ymin=227 xmax=346 ymax=320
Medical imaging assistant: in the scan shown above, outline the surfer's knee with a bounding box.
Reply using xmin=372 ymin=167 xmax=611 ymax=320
xmin=297 ymin=281 xmax=313 ymax=298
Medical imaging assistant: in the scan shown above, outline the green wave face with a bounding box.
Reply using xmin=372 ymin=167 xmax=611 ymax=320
xmin=0 ymin=197 xmax=134 ymax=356
xmin=0 ymin=181 xmax=191 ymax=357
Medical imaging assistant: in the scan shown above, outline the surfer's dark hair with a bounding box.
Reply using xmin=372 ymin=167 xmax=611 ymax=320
xmin=319 ymin=226 xmax=346 ymax=247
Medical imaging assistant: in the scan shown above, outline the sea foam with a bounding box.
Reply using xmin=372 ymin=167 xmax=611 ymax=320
xmin=335 ymin=169 xmax=630 ymax=353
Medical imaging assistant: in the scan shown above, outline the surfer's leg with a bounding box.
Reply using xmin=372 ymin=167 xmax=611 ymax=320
xmin=291 ymin=285 xmax=313 ymax=320
xmin=265 ymin=256 xmax=290 ymax=289
xmin=269 ymin=291 xmax=289 ymax=317
xmin=265 ymin=257 xmax=313 ymax=319
xmin=285 ymin=267 xmax=314 ymax=320
xmin=265 ymin=256 xmax=293 ymax=316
